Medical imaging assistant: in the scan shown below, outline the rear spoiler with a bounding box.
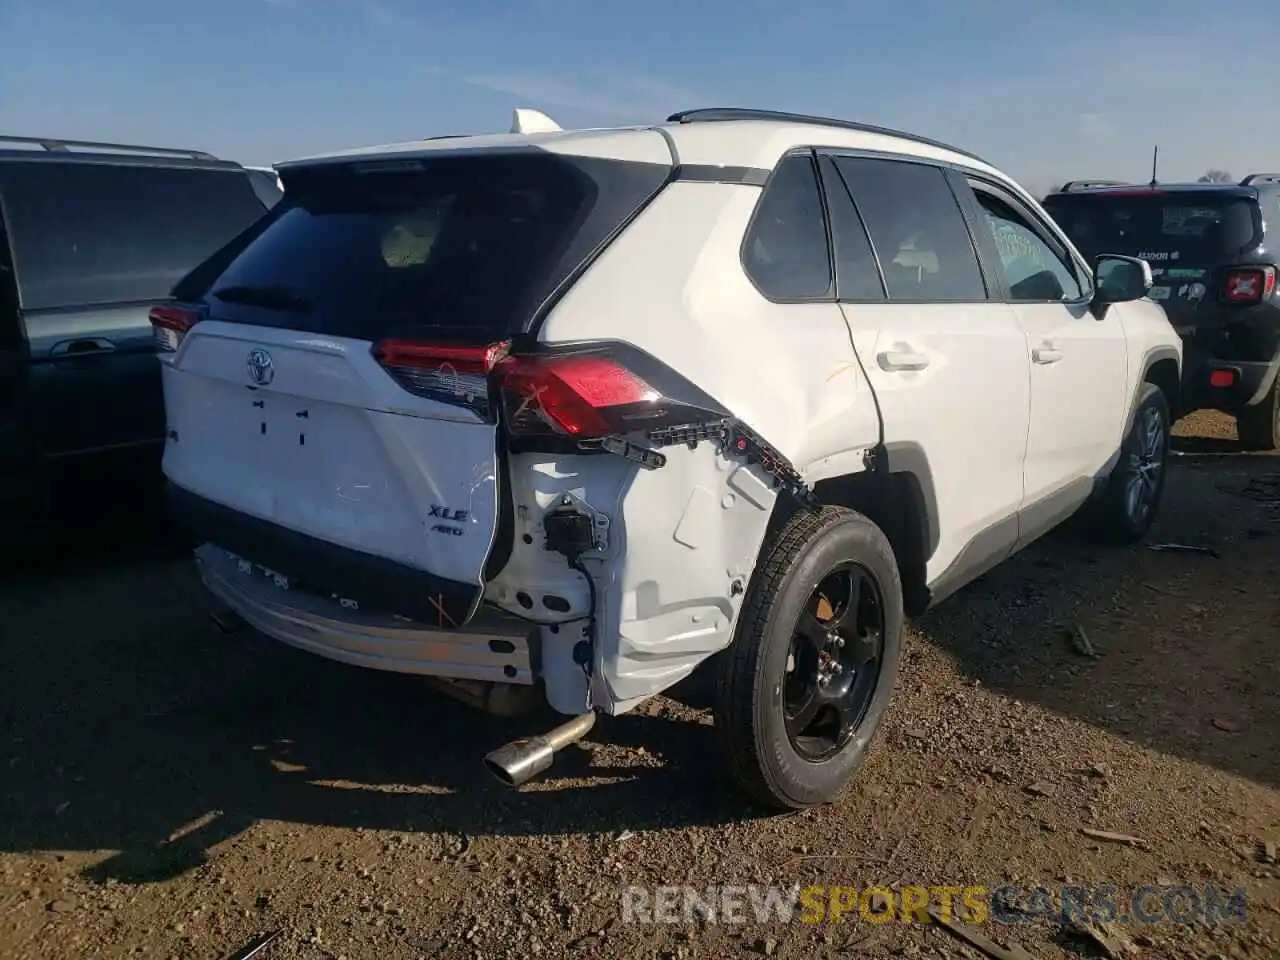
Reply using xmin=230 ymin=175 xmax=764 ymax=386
xmin=1240 ymin=172 xmax=1280 ymax=186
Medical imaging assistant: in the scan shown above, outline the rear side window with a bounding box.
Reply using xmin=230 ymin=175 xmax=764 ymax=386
xmin=198 ymin=151 xmax=671 ymax=341
xmin=1 ymin=162 xmax=270 ymax=311
xmin=742 ymin=153 xmax=833 ymax=300
xmin=834 ymin=157 xmax=987 ymax=302
xmin=1042 ymin=192 xmax=1259 ymax=263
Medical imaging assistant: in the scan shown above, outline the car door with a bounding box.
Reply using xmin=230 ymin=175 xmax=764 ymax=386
xmin=825 ymin=154 xmax=1031 ymax=598
xmin=0 ymin=159 xmax=271 ymax=458
xmin=960 ymin=177 xmax=1128 ymax=543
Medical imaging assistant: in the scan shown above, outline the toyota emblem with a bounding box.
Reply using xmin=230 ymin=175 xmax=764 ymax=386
xmin=246 ymin=348 xmax=274 ymax=386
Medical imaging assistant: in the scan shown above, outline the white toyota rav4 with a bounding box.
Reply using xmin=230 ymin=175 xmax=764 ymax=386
xmin=154 ymin=107 xmax=1181 ymax=810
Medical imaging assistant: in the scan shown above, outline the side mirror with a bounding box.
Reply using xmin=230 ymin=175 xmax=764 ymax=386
xmin=1093 ymin=254 xmax=1153 ymax=304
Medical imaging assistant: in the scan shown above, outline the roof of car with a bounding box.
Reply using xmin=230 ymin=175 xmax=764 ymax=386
xmin=0 ymin=135 xmax=243 ymax=172
xmin=1047 ymin=180 xmax=1280 ymax=199
xmin=274 ymin=106 xmax=1017 ymax=193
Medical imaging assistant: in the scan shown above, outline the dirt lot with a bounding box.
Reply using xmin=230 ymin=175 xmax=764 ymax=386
xmin=1 ymin=412 xmax=1277 ymax=960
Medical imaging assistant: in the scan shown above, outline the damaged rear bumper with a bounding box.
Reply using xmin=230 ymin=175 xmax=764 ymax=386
xmin=196 ymin=544 xmax=538 ymax=685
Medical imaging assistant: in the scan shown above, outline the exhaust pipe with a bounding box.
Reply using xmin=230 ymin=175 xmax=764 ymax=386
xmin=421 ymin=677 xmax=543 ymax=717
xmin=483 ymin=712 xmax=596 ymax=787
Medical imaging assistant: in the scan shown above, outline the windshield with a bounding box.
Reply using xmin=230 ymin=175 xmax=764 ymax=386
xmin=192 ymin=151 xmax=670 ymax=342
xmin=1042 ymin=193 xmax=1258 ymax=263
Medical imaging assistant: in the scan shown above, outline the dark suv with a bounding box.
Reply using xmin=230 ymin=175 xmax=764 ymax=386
xmin=0 ymin=136 xmax=281 ymax=518
xmin=1042 ymin=175 xmax=1280 ymax=449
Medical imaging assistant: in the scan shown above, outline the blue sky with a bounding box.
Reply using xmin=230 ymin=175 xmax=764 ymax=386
xmin=2 ymin=0 xmax=1276 ymax=195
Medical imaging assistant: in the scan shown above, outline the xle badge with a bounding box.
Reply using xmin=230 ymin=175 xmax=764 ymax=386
xmin=429 ymin=505 xmax=469 ymax=522
xmin=429 ymin=504 xmax=468 ymax=538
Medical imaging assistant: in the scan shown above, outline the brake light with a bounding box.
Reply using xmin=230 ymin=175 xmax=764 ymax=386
xmin=371 ymin=339 xmax=728 ymax=439
xmin=1209 ymin=369 xmax=1237 ymax=388
xmin=369 ymin=337 xmax=817 ymax=500
xmin=1223 ymin=267 xmax=1277 ymax=304
xmin=149 ymin=305 xmax=202 ymax=353
xmin=372 ymin=339 xmax=510 ymax=416
xmin=496 ymin=353 xmax=659 ymax=437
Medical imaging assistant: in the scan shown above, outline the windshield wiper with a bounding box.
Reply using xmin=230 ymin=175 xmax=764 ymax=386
xmin=212 ymin=283 xmax=312 ymax=313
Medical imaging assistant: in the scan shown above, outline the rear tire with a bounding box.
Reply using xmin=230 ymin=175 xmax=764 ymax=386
xmin=1086 ymin=383 xmax=1170 ymax=544
xmin=713 ymin=506 xmax=904 ymax=811
xmin=1236 ymin=380 xmax=1280 ymax=451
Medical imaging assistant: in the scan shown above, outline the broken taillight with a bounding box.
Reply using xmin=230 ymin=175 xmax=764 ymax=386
xmin=370 ymin=338 xmax=815 ymax=500
xmin=149 ymin=305 xmax=203 ymax=353
xmin=371 ymin=338 xmax=728 ymax=439
xmin=372 ymin=339 xmax=511 ymax=417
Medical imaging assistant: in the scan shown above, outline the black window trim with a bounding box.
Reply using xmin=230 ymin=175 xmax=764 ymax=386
xmin=738 ymin=148 xmax=837 ymax=305
xmin=820 ymin=149 xmax=994 ymax=305
xmin=962 ymin=174 xmax=1095 ymax=306
xmin=817 ymin=155 xmax=888 ymax=303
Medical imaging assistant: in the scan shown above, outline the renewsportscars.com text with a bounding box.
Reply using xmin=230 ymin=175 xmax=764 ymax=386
xmin=619 ymin=884 xmax=1248 ymax=926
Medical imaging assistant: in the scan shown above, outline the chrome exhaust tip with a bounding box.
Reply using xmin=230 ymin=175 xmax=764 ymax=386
xmin=483 ymin=712 xmax=596 ymax=788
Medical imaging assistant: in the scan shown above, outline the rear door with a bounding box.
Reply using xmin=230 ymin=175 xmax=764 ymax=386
xmin=0 ymin=159 xmax=271 ymax=457
xmin=161 ymin=146 xmax=674 ymax=624
xmin=828 ymin=154 xmax=1031 ymax=594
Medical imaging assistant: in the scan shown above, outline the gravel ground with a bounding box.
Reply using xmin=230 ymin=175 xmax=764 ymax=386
xmin=1 ymin=412 xmax=1277 ymax=960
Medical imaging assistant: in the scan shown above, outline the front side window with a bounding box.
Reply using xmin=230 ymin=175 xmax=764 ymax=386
xmin=742 ymin=153 xmax=833 ymax=300
xmin=834 ymin=157 xmax=986 ymax=302
xmin=975 ymin=192 xmax=1085 ymax=301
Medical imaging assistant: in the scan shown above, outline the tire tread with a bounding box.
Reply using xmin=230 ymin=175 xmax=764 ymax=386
xmin=713 ymin=505 xmax=896 ymax=809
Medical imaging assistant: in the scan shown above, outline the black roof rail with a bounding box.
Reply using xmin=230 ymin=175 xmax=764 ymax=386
xmin=665 ymin=107 xmax=988 ymax=166
xmin=1239 ymin=172 xmax=1280 ymax=186
xmin=0 ymin=135 xmax=218 ymax=161
xmin=1058 ymin=179 xmax=1129 ymax=192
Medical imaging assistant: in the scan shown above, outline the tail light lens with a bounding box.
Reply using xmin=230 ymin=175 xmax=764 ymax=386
xmin=1222 ymin=267 xmax=1277 ymax=304
xmin=149 ymin=305 xmax=203 ymax=353
xmin=496 ymin=352 xmax=665 ymax=438
xmin=371 ymin=339 xmax=727 ymax=438
xmin=371 ymin=337 xmax=814 ymax=500
xmin=372 ymin=340 xmax=510 ymax=417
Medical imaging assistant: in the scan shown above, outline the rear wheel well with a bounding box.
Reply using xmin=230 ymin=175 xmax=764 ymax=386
xmin=1145 ymin=358 xmax=1181 ymax=421
xmin=808 ymin=471 xmax=930 ymax=616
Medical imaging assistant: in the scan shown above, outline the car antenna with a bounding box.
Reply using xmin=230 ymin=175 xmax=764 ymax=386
xmin=1149 ymin=145 xmax=1159 ymax=186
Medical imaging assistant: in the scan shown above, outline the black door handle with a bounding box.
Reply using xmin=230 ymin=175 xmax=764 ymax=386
xmin=50 ymin=338 xmax=117 ymax=359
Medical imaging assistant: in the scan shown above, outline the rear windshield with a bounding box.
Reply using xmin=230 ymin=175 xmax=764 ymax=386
xmin=1 ymin=161 xmax=270 ymax=311
xmin=1042 ymin=192 xmax=1259 ymax=263
xmin=193 ymin=151 xmax=672 ymax=342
